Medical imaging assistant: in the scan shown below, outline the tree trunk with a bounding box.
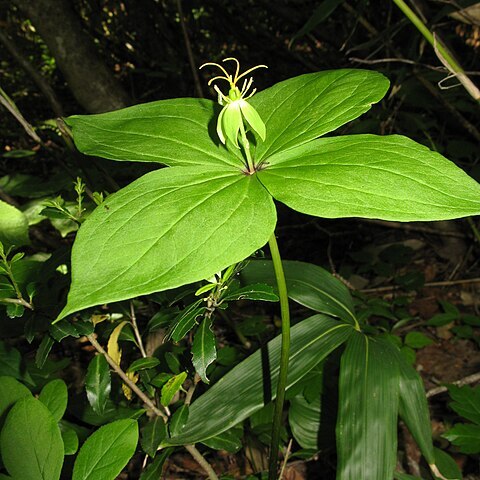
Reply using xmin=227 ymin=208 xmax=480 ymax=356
xmin=12 ymin=0 xmax=130 ymax=113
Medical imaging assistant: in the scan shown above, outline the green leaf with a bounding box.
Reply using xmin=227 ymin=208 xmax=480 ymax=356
xmin=72 ymin=419 xmax=138 ymax=480
xmin=127 ymin=356 xmax=161 ymax=373
xmin=60 ymin=422 xmax=79 ymax=455
xmin=394 ymin=473 xmax=422 ymax=480
xmin=141 ymin=416 xmax=168 ymax=458
xmin=66 ymin=98 xmax=242 ymax=168
xmin=139 ymin=448 xmax=174 ymax=480
xmin=250 ymin=70 xmax=389 ymax=160
xmin=59 ymin=167 xmax=276 ymax=319
xmin=170 ymin=404 xmax=189 ymax=437
xmin=0 ymin=341 xmax=33 ymax=385
xmin=432 ymin=447 xmax=462 ymax=480
xmin=49 ymin=320 xmax=80 ymax=342
xmin=201 ymin=427 xmax=243 ymax=453
xmin=443 ymin=423 xmax=480 ymax=454
xmin=0 ymin=376 xmax=31 ymax=429
xmin=161 ymin=372 xmax=187 ymax=407
xmin=38 ymin=379 xmax=68 ymax=422
xmin=241 ymin=260 xmax=357 ymax=325
xmin=405 ymin=331 xmax=433 ymax=349
xmin=289 ymin=393 xmax=322 ymax=450
xmin=0 ymin=200 xmax=30 ymax=248
xmin=447 ymin=385 xmax=480 ymax=425
xmin=35 ymin=334 xmax=55 ymax=369
xmin=192 ymin=318 xmax=217 ymax=384
xmin=165 ymin=315 xmax=353 ymax=446
xmin=396 ymin=350 xmax=435 ymax=464
xmin=85 ymin=354 xmax=111 ymax=415
xmin=336 ymin=334 xmax=399 ymax=480
xmin=0 ymin=396 xmax=64 ymax=480
xmin=5 ymin=303 xmax=24 ymax=318
xmin=167 ymin=300 xmax=206 ymax=342
xmin=221 ymin=283 xmax=279 ymax=302
xmin=258 ymin=135 xmax=480 ymax=221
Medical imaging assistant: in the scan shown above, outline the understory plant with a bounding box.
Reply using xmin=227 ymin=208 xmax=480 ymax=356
xmin=2 ymin=58 xmax=479 ymax=480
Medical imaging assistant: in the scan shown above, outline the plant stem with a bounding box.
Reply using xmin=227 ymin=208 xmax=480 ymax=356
xmin=267 ymin=232 xmax=291 ymax=480
xmin=87 ymin=334 xmax=168 ymax=421
xmin=130 ymin=301 xmax=147 ymax=358
xmin=392 ymin=0 xmax=480 ymax=101
xmin=185 ymin=445 xmax=219 ymax=480
xmin=239 ymin=120 xmax=255 ymax=174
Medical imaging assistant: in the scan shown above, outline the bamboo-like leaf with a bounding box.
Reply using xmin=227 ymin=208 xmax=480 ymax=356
xmin=336 ymin=334 xmax=400 ymax=480
xmin=165 ymin=315 xmax=353 ymax=446
xmin=65 ymin=98 xmax=242 ymax=168
xmin=85 ymin=354 xmax=111 ymax=415
xmin=170 ymin=404 xmax=189 ymax=437
xmin=250 ymin=69 xmax=389 ymax=160
xmin=192 ymin=317 xmax=216 ymax=384
xmin=259 ymin=135 xmax=480 ymax=221
xmin=58 ymin=167 xmax=276 ymax=320
xmin=241 ymin=260 xmax=356 ymax=325
xmin=289 ymin=393 xmax=322 ymax=450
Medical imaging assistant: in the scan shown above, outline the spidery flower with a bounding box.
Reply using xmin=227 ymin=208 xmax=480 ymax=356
xmin=200 ymin=58 xmax=267 ymax=149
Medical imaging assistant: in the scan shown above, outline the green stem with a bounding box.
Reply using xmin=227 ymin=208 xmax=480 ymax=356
xmin=239 ymin=120 xmax=255 ymax=173
xmin=268 ymin=232 xmax=290 ymax=480
xmin=392 ymin=0 xmax=463 ymax=73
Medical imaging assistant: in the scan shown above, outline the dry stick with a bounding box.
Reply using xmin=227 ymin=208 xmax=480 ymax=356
xmin=185 ymin=445 xmax=219 ymax=480
xmin=426 ymin=371 xmax=480 ymax=398
xmin=0 ymin=28 xmax=64 ymax=117
xmin=130 ymin=301 xmax=147 ymax=358
xmin=176 ymin=0 xmax=204 ymax=98
xmin=86 ymin=334 xmax=168 ymax=421
xmin=278 ymin=439 xmax=293 ymax=480
xmin=360 ymin=277 xmax=480 ymax=294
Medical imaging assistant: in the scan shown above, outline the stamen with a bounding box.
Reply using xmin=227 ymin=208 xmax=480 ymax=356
xmin=207 ymin=75 xmax=232 ymax=86
xmin=223 ymin=57 xmax=240 ymax=84
xmin=236 ymin=64 xmax=268 ymax=83
xmin=199 ymin=62 xmax=230 ymax=79
xmin=242 ymin=77 xmax=254 ymax=96
xmin=244 ymin=87 xmax=257 ymax=100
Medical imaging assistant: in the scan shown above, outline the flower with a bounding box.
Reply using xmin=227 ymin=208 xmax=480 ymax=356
xmin=200 ymin=58 xmax=267 ymax=149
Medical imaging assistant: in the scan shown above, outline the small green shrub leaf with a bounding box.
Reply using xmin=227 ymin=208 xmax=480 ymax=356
xmin=336 ymin=334 xmax=399 ymax=480
xmin=170 ymin=404 xmax=189 ymax=437
xmin=141 ymin=416 xmax=167 ymax=458
xmin=0 ymin=376 xmax=31 ymax=429
xmin=192 ymin=317 xmax=216 ymax=384
xmin=0 ymin=200 xmax=30 ymax=248
xmin=38 ymin=378 xmax=68 ymax=422
xmin=72 ymin=419 xmax=138 ymax=480
xmin=58 ymin=168 xmax=276 ymax=319
xmin=447 ymin=385 xmax=480 ymax=425
xmin=250 ymin=69 xmax=389 ymax=160
xmin=165 ymin=315 xmax=353 ymax=445
xmin=85 ymin=354 xmax=111 ymax=415
xmin=0 ymin=396 xmax=64 ymax=480
xmin=60 ymin=423 xmax=79 ymax=455
xmin=221 ymin=283 xmax=279 ymax=302
xmin=258 ymin=135 xmax=480 ymax=221
xmin=161 ymin=372 xmax=187 ymax=406
xmin=201 ymin=427 xmax=243 ymax=453
xmin=127 ymin=357 xmax=161 ymax=373
xmin=139 ymin=448 xmax=174 ymax=480
xmin=443 ymin=424 xmax=480 ymax=454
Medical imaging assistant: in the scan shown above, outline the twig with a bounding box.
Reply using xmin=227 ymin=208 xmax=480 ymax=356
xmin=426 ymin=371 xmax=480 ymax=398
xmin=185 ymin=373 xmax=201 ymax=406
xmin=361 ymin=277 xmax=480 ymax=294
xmin=86 ymin=333 xmax=168 ymax=421
xmin=176 ymin=0 xmax=204 ymax=98
xmin=278 ymin=439 xmax=293 ymax=480
xmin=1 ymin=297 xmax=34 ymax=310
xmin=0 ymin=86 xmax=42 ymax=143
xmin=130 ymin=301 xmax=147 ymax=358
xmin=185 ymin=445 xmax=219 ymax=480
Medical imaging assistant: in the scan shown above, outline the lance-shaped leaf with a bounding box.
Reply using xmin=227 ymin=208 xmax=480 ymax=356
xmin=58 ymin=167 xmax=276 ymax=319
xmin=289 ymin=393 xmax=322 ymax=450
xmin=192 ymin=317 xmax=217 ymax=383
xmin=259 ymin=135 xmax=480 ymax=221
xmin=85 ymin=354 xmax=111 ymax=415
xmin=241 ymin=260 xmax=356 ymax=325
xmin=337 ymin=334 xmax=400 ymax=480
xmin=250 ymin=69 xmax=389 ymax=160
xmin=165 ymin=315 xmax=353 ymax=446
xmin=65 ymin=98 xmax=242 ymax=168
